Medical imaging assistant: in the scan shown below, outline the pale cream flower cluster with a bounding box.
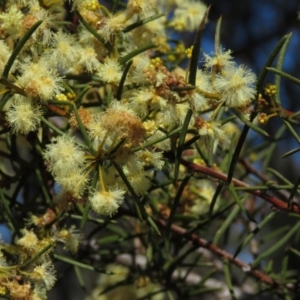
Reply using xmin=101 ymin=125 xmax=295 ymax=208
xmin=44 ymin=100 xmax=165 ymax=216
xmin=0 ymin=226 xmax=81 ymax=299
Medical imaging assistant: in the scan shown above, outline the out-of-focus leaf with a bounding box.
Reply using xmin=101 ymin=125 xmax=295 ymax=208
xmin=54 ymin=254 xmax=114 ymax=274
xmin=228 ymin=183 xmax=256 ymax=223
xmin=2 ymin=21 xmax=42 ymax=79
xmin=274 ymin=33 xmax=292 ymax=105
xmin=213 ymin=201 xmax=241 ymax=245
xmin=233 ymin=211 xmax=278 ymax=259
xmin=252 ymin=222 xmax=300 ymax=268
xmin=223 ymin=259 xmax=237 ymax=300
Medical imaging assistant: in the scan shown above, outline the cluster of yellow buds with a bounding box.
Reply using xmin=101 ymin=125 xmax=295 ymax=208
xmin=264 ymin=83 xmax=276 ymax=96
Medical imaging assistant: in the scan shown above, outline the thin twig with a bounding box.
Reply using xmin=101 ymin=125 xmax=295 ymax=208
xmin=181 ymin=158 xmax=300 ymax=214
xmin=240 ymin=158 xmax=293 ymax=202
xmin=157 ymin=219 xmax=290 ymax=290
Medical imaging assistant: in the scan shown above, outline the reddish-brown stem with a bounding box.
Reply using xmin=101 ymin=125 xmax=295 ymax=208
xmin=181 ymin=158 xmax=300 ymax=213
xmin=47 ymin=104 xmax=68 ymax=116
xmin=240 ymin=158 xmax=292 ymax=202
xmin=157 ymin=219 xmax=280 ymax=288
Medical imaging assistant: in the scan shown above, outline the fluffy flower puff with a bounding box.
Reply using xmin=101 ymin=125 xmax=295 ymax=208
xmin=32 ymin=260 xmax=56 ymax=290
xmin=77 ymin=45 xmax=101 ymax=72
xmin=16 ymin=229 xmax=38 ymax=251
xmin=190 ymin=69 xmax=212 ymax=112
xmin=136 ymin=149 xmax=165 ymax=170
xmin=56 ymin=226 xmax=82 ymax=254
xmin=114 ymin=153 xmax=144 ymax=177
xmin=90 ymin=187 xmax=125 ymax=216
xmin=197 ymin=120 xmax=224 ymax=140
xmin=155 ymin=101 xmax=190 ymax=131
xmin=125 ymin=52 xmax=151 ymax=84
xmin=46 ymin=30 xmax=79 ymax=70
xmin=117 ymin=159 xmax=154 ymax=196
xmin=22 ymin=3 xmax=56 ymax=46
xmin=1 ymin=280 xmax=31 ymax=300
xmin=44 ymin=135 xmax=86 ymax=176
xmin=55 ymin=168 xmax=89 ymax=196
xmin=149 ymin=93 xmax=167 ymax=112
xmin=203 ymin=47 xmax=235 ymax=71
xmin=0 ymin=4 xmax=23 ymax=39
xmin=30 ymin=285 xmax=47 ymax=300
xmin=127 ymin=0 xmax=158 ymax=18
xmin=88 ymin=119 xmax=114 ymax=153
xmin=170 ymin=0 xmax=207 ymax=32
xmin=97 ymin=13 xmax=127 ymax=42
xmin=17 ymin=57 xmax=64 ymax=102
xmin=88 ymin=101 xmax=146 ymax=150
xmin=6 ymin=96 xmax=42 ymax=134
xmin=97 ymin=58 xmax=123 ymax=84
xmin=214 ymin=64 xmax=257 ymax=107
xmin=142 ymin=120 xmax=158 ymax=136
xmin=128 ymin=88 xmax=155 ymax=117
